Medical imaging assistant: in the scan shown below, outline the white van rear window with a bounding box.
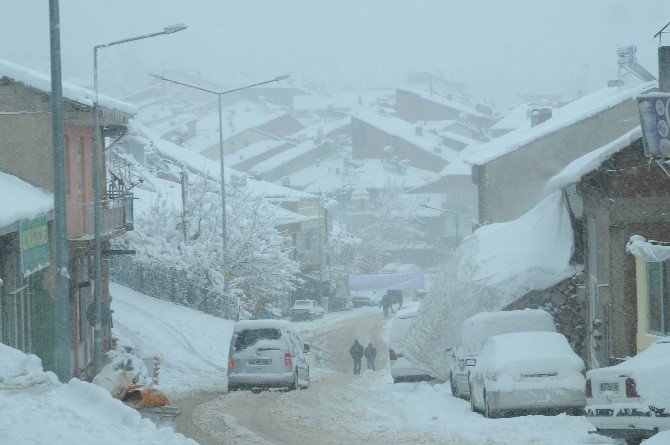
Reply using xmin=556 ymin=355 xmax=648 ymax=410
xmin=234 ymin=328 xmax=281 ymax=351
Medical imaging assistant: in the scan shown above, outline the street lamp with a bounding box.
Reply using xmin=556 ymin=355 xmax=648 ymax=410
xmin=149 ymin=72 xmax=290 ymax=306
xmin=92 ymin=24 xmax=187 ymax=374
xmin=420 ymin=204 xmax=460 ymax=247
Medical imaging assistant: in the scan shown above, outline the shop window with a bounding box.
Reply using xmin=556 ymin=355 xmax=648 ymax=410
xmin=647 ymin=261 xmax=670 ymax=336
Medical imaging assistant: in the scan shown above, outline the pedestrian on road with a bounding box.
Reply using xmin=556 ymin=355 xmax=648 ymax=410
xmin=364 ymin=343 xmax=377 ymax=371
xmin=349 ymin=339 xmax=364 ymax=375
xmin=379 ymin=295 xmax=390 ymax=318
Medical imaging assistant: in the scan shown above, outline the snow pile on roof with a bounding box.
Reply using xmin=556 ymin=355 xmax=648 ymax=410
xmin=0 ymin=57 xmax=135 ymax=114
xmin=462 ymin=82 xmax=654 ymax=166
xmin=401 ymin=191 xmax=581 ymax=378
xmin=546 ymin=126 xmax=641 ymax=191
xmin=110 ymin=282 xmax=234 ymax=397
xmin=627 ymin=235 xmax=670 ymax=262
xmin=234 ymin=319 xmax=291 ymax=331
xmin=0 ymin=342 xmax=195 ymax=445
xmin=293 ymin=90 xmax=393 ymax=111
xmin=397 ymin=87 xmax=486 ymax=119
xmin=0 ymin=171 xmax=53 ymax=228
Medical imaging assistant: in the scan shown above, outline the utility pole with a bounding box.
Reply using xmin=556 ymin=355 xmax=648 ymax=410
xmin=49 ymin=0 xmax=72 ymax=382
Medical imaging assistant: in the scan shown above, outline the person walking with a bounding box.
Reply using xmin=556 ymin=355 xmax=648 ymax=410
xmin=379 ymin=295 xmax=390 ymax=318
xmin=364 ymin=342 xmax=377 ymax=371
xmin=349 ymin=339 xmax=364 ymax=375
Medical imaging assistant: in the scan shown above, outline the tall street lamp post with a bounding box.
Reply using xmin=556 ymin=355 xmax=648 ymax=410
xmin=148 ymin=73 xmax=290 ymax=303
xmin=92 ymin=24 xmax=187 ymax=374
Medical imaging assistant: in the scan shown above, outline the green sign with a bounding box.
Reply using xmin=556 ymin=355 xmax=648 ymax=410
xmin=19 ymin=214 xmax=50 ymax=277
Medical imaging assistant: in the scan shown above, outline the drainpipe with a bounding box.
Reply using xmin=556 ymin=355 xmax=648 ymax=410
xmin=659 ymin=46 xmax=670 ymax=92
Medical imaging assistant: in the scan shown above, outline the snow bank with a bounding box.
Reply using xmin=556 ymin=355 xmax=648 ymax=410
xmin=0 ymin=170 xmax=53 ymax=229
xmin=0 ymin=343 xmax=196 ymax=445
xmin=627 ymin=235 xmax=670 ymax=262
xmin=110 ymin=283 xmax=234 ymax=397
xmin=402 ymin=191 xmax=580 ymax=378
xmin=643 ymin=431 xmax=670 ymax=444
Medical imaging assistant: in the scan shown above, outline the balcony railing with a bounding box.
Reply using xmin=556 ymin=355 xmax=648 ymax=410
xmin=67 ymin=194 xmax=134 ymax=240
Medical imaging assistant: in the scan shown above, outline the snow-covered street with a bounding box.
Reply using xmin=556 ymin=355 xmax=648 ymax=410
xmin=109 ymin=284 xmax=619 ymax=445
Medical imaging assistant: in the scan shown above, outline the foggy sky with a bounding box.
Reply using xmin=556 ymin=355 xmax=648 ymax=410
xmin=1 ymin=1 xmax=669 ymax=104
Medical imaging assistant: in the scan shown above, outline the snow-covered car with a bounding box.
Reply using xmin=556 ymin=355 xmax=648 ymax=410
xmin=468 ymin=331 xmax=586 ymax=418
xmin=448 ymin=309 xmax=556 ymax=400
xmin=585 ymin=338 xmax=670 ymax=445
xmin=227 ymin=320 xmax=310 ymax=391
xmin=290 ymin=299 xmax=324 ymax=321
xmin=389 ymin=305 xmax=434 ymax=383
xmin=351 ymin=291 xmax=383 ymax=308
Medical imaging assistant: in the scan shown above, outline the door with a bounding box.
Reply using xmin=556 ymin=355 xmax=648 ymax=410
xmin=587 ymin=218 xmax=601 ymax=369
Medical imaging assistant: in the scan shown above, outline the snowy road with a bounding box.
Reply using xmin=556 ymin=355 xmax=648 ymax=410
xmin=173 ymin=306 xmax=617 ymax=445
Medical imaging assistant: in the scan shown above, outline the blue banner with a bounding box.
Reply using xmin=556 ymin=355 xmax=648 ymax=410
xmin=637 ymin=94 xmax=670 ymax=157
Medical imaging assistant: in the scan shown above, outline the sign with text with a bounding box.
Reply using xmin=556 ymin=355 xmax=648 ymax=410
xmin=19 ymin=214 xmax=50 ymax=277
xmin=637 ymin=93 xmax=670 ymax=157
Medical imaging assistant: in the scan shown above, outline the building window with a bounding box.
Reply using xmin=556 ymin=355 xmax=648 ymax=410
xmin=65 ymin=135 xmax=71 ymax=194
xmin=77 ymin=137 xmax=85 ymax=195
xmin=647 ymin=261 xmax=670 ymax=335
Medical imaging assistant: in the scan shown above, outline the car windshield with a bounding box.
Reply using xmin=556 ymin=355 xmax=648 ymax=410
xmin=234 ymin=328 xmax=281 ymax=351
xmin=294 ymin=300 xmax=312 ymax=307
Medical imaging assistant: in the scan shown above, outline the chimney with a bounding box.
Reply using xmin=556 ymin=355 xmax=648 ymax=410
xmin=659 ymin=46 xmax=670 ymax=92
xmin=415 ymin=126 xmax=423 ymax=136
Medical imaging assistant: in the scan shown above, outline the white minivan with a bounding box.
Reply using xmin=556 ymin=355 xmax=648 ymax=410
xmin=227 ymin=320 xmax=310 ymax=391
xmin=448 ymin=309 xmax=556 ymax=400
xmin=389 ymin=305 xmax=434 ymax=383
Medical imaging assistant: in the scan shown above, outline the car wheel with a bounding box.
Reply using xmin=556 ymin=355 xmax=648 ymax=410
xmin=300 ymin=367 xmax=310 ymax=390
xmin=450 ymin=376 xmax=459 ymax=398
xmin=624 ymin=438 xmax=643 ymax=445
xmin=483 ymin=389 xmax=496 ymax=419
xmin=469 ymin=381 xmax=478 ymax=413
xmin=288 ymin=370 xmax=299 ymax=391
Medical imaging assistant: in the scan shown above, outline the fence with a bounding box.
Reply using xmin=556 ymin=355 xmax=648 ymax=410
xmin=109 ymin=256 xmax=238 ymax=320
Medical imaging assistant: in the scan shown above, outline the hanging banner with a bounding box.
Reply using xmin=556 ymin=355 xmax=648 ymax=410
xmin=348 ymin=271 xmax=424 ymax=291
xmin=637 ymin=93 xmax=670 ymax=157
xmin=19 ymin=214 xmax=50 ymax=277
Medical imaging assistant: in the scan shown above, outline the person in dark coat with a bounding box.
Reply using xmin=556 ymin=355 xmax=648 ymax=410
xmin=364 ymin=343 xmax=377 ymax=371
xmin=379 ymin=295 xmax=390 ymax=318
xmin=349 ymin=339 xmax=364 ymax=375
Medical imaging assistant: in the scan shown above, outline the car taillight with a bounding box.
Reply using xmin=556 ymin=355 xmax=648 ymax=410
xmin=228 ymin=357 xmax=234 ymax=368
xmin=389 ymin=348 xmax=400 ymax=361
xmin=285 ymin=353 xmax=292 ymax=367
xmin=585 ymin=378 xmax=592 ymax=398
xmin=625 ymin=377 xmax=639 ymax=398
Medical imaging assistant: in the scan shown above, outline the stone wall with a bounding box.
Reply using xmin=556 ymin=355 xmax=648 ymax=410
xmin=504 ymin=272 xmax=588 ymax=363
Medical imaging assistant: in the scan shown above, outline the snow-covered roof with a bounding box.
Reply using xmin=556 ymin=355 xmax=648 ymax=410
xmin=351 ymin=108 xmax=455 ymax=161
xmin=0 ymin=58 xmax=135 ymax=114
xmin=546 ymin=126 xmax=641 ymax=192
xmin=129 ymin=121 xmax=316 ymax=201
xmin=460 ymin=191 xmax=578 ymax=297
xmin=462 ymin=82 xmax=655 ymax=166
xmin=0 ymin=170 xmax=53 ymax=229
xmin=293 ymin=90 xmax=393 ymax=111
xmin=226 ymin=139 xmax=288 ymax=167
xmin=627 ymin=235 xmax=670 ymax=262
xmin=396 ymin=87 xmax=487 ymax=119
xmin=234 ymin=319 xmax=292 ymax=331
xmin=286 ymin=157 xmax=439 ymax=195
xmin=438 ymin=157 xmax=471 ymax=177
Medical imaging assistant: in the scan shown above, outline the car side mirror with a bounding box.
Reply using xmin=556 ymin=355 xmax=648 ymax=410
xmin=303 ymin=343 xmax=310 ymax=353
xmin=464 ymin=358 xmax=476 ymax=367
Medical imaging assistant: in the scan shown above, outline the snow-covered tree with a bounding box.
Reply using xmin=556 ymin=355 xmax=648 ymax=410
xmin=121 ymin=174 xmax=300 ymax=318
xmin=353 ymin=185 xmax=425 ymax=272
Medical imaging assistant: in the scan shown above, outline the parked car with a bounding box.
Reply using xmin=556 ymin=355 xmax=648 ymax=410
xmin=585 ymin=338 xmax=670 ymax=445
xmin=227 ymin=320 xmax=310 ymax=392
xmin=469 ymin=331 xmax=586 ymax=418
xmin=448 ymin=309 xmax=556 ymax=400
xmin=290 ymin=299 xmax=324 ymax=321
xmin=389 ymin=305 xmax=434 ymax=383
xmin=351 ymin=291 xmax=383 ymax=308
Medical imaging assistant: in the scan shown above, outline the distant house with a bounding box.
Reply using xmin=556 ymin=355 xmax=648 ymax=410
xmin=462 ymin=83 xmax=655 ymax=225
xmin=394 ymin=88 xmax=492 ymax=129
xmin=350 ymin=109 xmax=454 ymax=173
xmin=0 ymin=58 xmax=134 ymax=379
